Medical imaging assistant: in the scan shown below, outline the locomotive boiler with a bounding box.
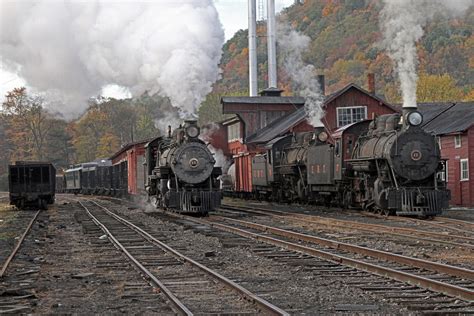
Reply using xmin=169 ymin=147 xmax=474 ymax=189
xmin=145 ymin=120 xmax=222 ymax=214
xmin=349 ymin=111 xmax=449 ymax=216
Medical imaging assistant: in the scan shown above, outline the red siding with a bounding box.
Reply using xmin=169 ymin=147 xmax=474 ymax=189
xmin=440 ymin=129 xmax=474 ymax=207
xmin=323 ymin=89 xmax=396 ymax=132
xmin=111 ymin=143 xmax=146 ymax=195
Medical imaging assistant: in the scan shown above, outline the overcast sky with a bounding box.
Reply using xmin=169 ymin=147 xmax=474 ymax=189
xmin=0 ymin=0 xmax=294 ymax=102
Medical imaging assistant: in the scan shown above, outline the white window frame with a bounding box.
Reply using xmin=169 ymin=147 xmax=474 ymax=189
xmin=336 ymin=106 xmax=367 ymax=128
xmin=460 ymin=158 xmax=469 ymax=181
xmin=454 ymin=134 xmax=461 ymax=148
xmin=445 ymin=160 xmax=448 ymax=182
xmin=227 ymin=123 xmax=241 ymax=143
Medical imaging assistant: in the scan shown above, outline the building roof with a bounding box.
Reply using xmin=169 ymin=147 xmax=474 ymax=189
xmin=324 ymin=83 xmax=399 ymax=112
xmin=246 ymin=107 xmax=307 ymax=144
xmin=421 ymin=102 xmax=474 ymax=135
xmin=221 ymin=96 xmax=305 ymax=105
xmin=417 ymin=102 xmax=455 ymax=126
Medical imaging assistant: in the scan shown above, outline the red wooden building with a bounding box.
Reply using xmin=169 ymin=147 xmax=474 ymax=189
xmin=420 ymin=102 xmax=474 ymax=207
xmin=220 ymin=76 xmax=397 ymax=193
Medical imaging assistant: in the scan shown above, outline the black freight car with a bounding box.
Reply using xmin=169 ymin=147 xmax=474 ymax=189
xmin=8 ymin=161 xmax=56 ymax=209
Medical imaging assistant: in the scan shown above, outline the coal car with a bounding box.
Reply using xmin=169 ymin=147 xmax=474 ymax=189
xmin=8 ymin=161 xmax=56 ymax=209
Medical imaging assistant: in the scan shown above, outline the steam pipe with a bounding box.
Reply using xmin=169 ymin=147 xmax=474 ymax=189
xmin=248 ymin=0 xmax=258 ymax=96
xmin=267 ymin=0 xmax=277 ymax=88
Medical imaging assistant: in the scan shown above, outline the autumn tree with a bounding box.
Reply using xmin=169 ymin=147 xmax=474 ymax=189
xmin=1 ymin=87 xmax=53 ymax=161
xmin=416 ymin=73 xmax=464 ymax=102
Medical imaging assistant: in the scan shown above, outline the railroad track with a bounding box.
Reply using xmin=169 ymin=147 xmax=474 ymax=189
xmin=78 ymin=199 xmax=289 ymax=315
xmin=0 ymin=210 xmax=41 ymax=314
xmin=220 ymin=204 xmax=474 ymax=250
xmin=0 ymin=210 xmax=41 ymax=278
xmin=151 ymin=211 xmax=474 ymax=313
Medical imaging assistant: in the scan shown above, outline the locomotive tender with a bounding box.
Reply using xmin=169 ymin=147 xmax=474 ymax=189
xmin=251 ymin=110 xmax=449 ymax=217
xmin=145 ymin=120 xmax=222 ymax=214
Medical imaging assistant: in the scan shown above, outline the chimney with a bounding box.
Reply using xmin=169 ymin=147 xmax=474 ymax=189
xmin=267 ymin=0 xmax=277 ymax=88
xmin=367 ymin=73 xmax=375 ymax=94
xmin=248 ymin=0 xmax=258 ymax=96
xmin=317 ymin=75 xmax=325 ymax=96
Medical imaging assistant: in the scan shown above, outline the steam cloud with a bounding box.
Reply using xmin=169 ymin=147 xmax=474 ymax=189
xmin=0 ymin=0 xmax=225 ymax=118
xmin=380 ymin=0 xmax=471 ymax=108
xmin=278 ymin=25 xmax=324 ymax=127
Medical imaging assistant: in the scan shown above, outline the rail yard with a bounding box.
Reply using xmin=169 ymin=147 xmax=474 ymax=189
xmin=1 ymin=194 xmax=473 ymax=314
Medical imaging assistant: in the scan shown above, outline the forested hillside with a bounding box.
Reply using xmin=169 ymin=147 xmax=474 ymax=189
xmin=213 ymin=0 xmax=473 ymax=102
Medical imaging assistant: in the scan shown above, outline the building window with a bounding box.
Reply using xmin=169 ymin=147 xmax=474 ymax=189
xmin=454 ymin=135 xmax=461 ymax=148
xmin=460 ymin=159 xmax=469 ymax=181
xmin=336 ymin=106 xmax=367 ymax=127
xmin=227 ymin=123 xmax=241 ymax=142
xmin=438 ymin=161 xmax=448 ymax=182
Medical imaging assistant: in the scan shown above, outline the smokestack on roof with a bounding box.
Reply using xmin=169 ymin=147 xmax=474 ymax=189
xmin=267 ymin=0 xmax=277 ymax=88
xmin=367 ymin=73 xmax=375 ymax=94
xmin=317 ymin=75 xmax=325 ymax=96
xmin=248 ymin=0 xmax=258 ymax=97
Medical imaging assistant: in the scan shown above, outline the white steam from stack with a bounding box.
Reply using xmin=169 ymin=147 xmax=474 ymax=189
xmin=0 ymin=0 xmax=225 ymax=119
xmin=380 ymin=0 xmax=471 ymax=109
xmin=279 ymin=26 xmax=324 ymax=127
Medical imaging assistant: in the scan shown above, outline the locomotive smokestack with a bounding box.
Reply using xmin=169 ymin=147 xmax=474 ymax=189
xmin=248 ymin=0 xmax=258 ymax=96
xmin=168 ymin=125 xmax=172 ymax=138
xmin=267 ymin=0 xmax=277 ymax=88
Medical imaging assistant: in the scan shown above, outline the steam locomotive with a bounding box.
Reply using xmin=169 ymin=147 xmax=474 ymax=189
xmin=250 ymin=110 xmax=449 ymax=217
xmin=145 ymin=120 xmax=222 ymax=214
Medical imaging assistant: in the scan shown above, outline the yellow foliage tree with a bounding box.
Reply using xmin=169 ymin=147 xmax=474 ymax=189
xmin=416 ymin=73 xmax=464 ymax=102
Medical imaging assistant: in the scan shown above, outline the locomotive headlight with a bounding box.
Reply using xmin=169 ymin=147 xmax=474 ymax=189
xmin=186 ymin=125 xmax=200 ymax=138
xmin=407 ymin=111 xmax=423 ymax=126
xmin=317 ymin=131 xmax=328 ymax=142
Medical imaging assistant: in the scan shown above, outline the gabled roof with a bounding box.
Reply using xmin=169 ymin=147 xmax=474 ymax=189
xmin=246 ymin=107 xmax=307 ymax=144
xmin=421 ymin=102 xmax=474 ymax=135
xmin=324 ymin=83 xmax=399 ymax=112
xmin=221 ymin=96 xmax=305 ymax=105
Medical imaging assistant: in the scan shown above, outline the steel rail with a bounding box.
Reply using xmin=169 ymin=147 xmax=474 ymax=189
xmin=196 ymin=216 xmax=474 ymax=302
xmin=0 ymin=210 xmax=41 ymax=278
xmin=88 ymin=200 xmax=289 ymax=316
xmin=78 ymin=200 xmax=193 ymax=316
xmin=435 ymin=217 xmax=474 ymax=230
xmin=221 ymin=204 xmax=474 ymax=249
xmin=211 ymin=215 xmax=474 ymax=280
xmin=156 ymin=210 xmax=474 ymax=302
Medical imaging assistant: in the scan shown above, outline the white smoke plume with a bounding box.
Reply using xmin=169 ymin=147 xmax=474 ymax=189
xmin=278 ymin=25 xmax=324 ymax=127
xmin=380 ymin=0 xmax=472 ymax=108
xmin=0 ymin=0 xmax=225 ymax=118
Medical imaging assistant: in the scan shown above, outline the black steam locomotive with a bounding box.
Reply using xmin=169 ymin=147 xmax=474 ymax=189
xmin=145 ymin=120 xmax=222 ymax=214
xmin=251 ymin=110 xmax=449 ymax=217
